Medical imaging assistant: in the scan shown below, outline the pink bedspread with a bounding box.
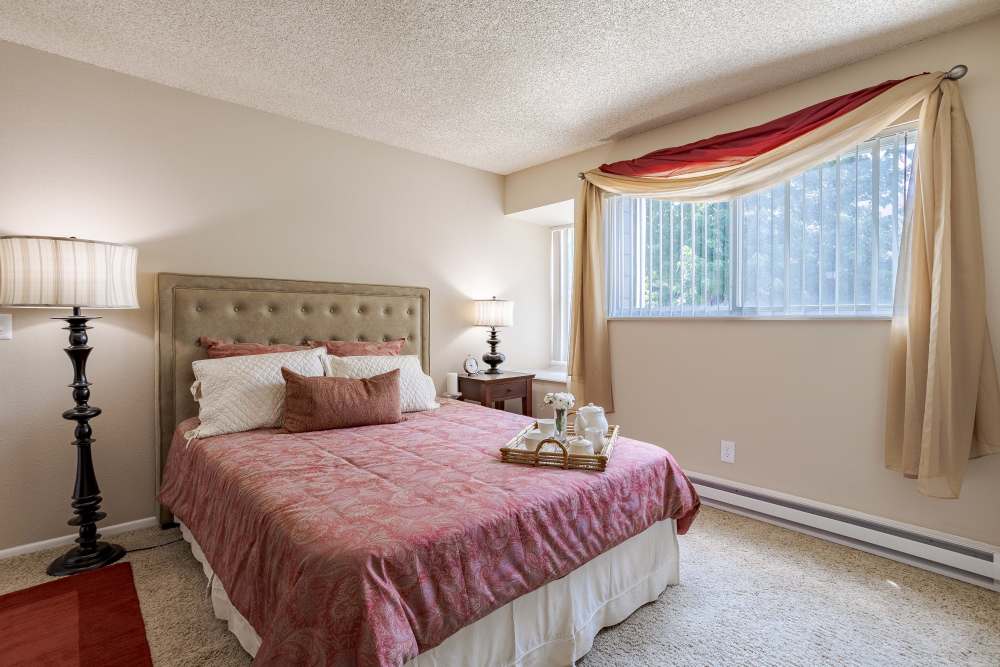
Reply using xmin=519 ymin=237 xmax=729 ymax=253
xmin=159 ymin=399 xmax=699 ymax=666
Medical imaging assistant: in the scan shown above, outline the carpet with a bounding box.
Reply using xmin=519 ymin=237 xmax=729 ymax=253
xmin=0 ymin=507 xmax=997 ymax=666
xmin=0 ymin=562 xmax=152 ymax=666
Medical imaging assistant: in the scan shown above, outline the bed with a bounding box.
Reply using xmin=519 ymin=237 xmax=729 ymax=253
xmin=155 ymin=273 xmax=699 ymax=666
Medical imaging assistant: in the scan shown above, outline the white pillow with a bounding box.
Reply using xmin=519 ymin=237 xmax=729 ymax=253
xmin=322 ymin=354 xmax=439 ymax=413
xmin=186 ymin=347 xmax=325 ymax=439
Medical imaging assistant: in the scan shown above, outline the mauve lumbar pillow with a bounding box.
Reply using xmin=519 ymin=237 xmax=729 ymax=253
xmin=308 ymin=338 xmax=406 ymax=357
xmin=199 ymin=336 xmax=309 ymax=359
xmin=281 ymin=367 xmax=403 ymax=433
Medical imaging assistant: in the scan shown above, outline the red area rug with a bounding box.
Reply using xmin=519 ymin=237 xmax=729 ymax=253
xmin=0 ymin=562 xmax=152 ymax=666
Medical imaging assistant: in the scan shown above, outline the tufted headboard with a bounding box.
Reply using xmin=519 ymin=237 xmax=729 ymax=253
xmin=155 ymin=273 xmax=430 ymax=524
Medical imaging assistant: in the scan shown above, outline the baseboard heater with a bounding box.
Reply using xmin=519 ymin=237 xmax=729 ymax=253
xmin=689 ymin=474 xmax=999 ymax=591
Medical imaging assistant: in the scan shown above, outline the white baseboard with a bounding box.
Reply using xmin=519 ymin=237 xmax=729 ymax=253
xmin=0 ymin=516 xmax=159 ymax=561
xmin=689 ymin=471 xmax=1000 ymax=592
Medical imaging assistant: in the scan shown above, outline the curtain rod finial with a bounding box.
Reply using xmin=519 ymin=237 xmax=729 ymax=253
xmin=945 ymin=64 xmax=968 ymax=80
xmin=577 ymin=172 xmax=585 ymax=180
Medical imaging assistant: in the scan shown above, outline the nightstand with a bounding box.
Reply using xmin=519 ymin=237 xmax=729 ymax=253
xmin=459 ymin=371 xmax=534 ymax=416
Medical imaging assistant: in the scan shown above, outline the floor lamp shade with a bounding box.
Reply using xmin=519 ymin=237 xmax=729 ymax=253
xmin=0 ymin=236 xmax=138 ymax=309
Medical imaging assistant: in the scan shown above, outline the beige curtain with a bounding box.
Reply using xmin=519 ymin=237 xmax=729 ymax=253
xmin=569 ymin=72 xmax=1000 ymax=494
xmin=568 ymin=181 xmax=614 ymax=410
xmin=884 ymin=79 xmax=1000 ymax=497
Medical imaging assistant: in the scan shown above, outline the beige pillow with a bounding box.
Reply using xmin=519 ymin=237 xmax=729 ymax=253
xmin=322 ymin=354 xmax=439 ymax=413
xmin=187 ymin=347 xmax=325 ymax=439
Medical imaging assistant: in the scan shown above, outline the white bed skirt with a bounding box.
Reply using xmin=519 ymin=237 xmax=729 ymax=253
xmin=179 ymin=519 xmax=679 ymax=666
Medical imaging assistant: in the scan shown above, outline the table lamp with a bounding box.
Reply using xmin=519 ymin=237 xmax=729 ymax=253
xmin=472 ymin=297 xmax=514 ymax=374
xmin=0 ymin=236 xmax=138 ymax=576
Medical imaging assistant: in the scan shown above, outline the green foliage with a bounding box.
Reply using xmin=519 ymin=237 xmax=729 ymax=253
xmin=639 ymin=200 xmax=731 ymax=309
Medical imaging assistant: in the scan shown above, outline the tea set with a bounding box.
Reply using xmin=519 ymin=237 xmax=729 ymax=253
xmin=521 ymin=403 xmax=609 ymax=455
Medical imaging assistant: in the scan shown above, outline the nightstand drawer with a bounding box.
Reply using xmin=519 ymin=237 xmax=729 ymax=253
xmin=494 ymin=382 xmax=521 ymax=398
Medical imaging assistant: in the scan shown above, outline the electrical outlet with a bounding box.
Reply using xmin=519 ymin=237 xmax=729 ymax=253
xmin=721 ymin=440 xmax=736 ymax=464
xmin=0 ymin=313 xmax=11 ymax=340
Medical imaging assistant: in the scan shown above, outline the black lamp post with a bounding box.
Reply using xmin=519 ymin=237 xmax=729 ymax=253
xmin=0 ymin=236 xmax=139 ymax=576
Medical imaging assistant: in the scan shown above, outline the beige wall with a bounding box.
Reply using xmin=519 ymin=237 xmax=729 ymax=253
xmin=530 ymin=378 xmax=570 ymax=417
xmin=0 ymin=41 xmax=551 ymax=550
xmin=504 ymin=17 xmax=1000 ymax=546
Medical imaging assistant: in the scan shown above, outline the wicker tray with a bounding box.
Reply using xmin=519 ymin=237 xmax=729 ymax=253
xmin=500 ymin=419 xmax=619 ymax=471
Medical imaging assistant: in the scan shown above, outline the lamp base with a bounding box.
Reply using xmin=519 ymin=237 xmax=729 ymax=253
xmin=46 ymin=307 xmax=123 ymax=578
xmin=483 ymin=326 xmax=506 ymax=374
xmin=482 ymin=359 xmax=505 ymax=374
xmin=47 ymin=541 xmax=126 ymax=577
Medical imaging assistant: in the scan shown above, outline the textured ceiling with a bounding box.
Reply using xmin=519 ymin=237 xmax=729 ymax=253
xmin=1 ymin=1 xmax=998 ymax=174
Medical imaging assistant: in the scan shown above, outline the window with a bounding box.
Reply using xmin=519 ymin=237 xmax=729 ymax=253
xmin=605 ymin=123 xmax=918 ymax=318
xmin=551 ymin=226 xmax=574 ymax=365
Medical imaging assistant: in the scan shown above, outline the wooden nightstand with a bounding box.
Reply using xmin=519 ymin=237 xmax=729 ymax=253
xmin=459 ymin=371 xmax=534 ymax=416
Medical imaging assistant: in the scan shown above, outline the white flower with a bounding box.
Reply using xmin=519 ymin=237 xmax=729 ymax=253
xmin=543 ymin=391 xmax=575 ymax=410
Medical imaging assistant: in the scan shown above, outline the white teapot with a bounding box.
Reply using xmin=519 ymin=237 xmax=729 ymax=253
xmin=574 ymin=403 xmax=608 ymax=436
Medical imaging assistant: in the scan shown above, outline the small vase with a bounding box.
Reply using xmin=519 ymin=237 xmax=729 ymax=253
xmin=554 ymin=408 xmax=568 ymax=441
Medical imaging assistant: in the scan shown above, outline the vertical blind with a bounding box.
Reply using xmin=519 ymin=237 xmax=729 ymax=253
xmin=551 ymin=226 xmax=574 ymax=364
xmin=605 ymin=123 xmax=917 ymax=318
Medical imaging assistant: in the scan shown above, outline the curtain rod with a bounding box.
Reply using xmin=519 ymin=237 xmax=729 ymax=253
xmin=575 ymin=65 xmax=968 ymax=181
xmin=945 ymin=64 xmax=968 ymax=80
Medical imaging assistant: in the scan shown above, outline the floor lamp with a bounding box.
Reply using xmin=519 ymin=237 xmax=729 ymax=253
xmin=0 ymin=236 xmax=139 ymax=576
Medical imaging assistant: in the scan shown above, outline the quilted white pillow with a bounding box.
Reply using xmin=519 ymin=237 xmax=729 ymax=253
xmin=187 ymin=347 xmax=325 ymax=439
xmin=322 ymin=354 xmax=439 ymax=413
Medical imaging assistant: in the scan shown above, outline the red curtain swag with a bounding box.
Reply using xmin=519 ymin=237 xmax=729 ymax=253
xmin=599 ymin=74 xmax=921 ymax=178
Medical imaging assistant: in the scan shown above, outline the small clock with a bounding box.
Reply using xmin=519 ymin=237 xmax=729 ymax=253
xmin=463 ymin=355 xmax=480 ymax=375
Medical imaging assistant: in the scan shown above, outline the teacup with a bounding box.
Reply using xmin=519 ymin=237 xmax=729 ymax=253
xmin=536 ymin=418 xmax=555 ymax=436
xmin=522 ymin=429 xmax=546 ymax=450
xmin=568 ymin=438 xmax=594 ymax=456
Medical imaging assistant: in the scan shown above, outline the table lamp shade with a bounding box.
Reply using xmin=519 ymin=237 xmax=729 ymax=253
xmin=473 ymin=298 xmax=514 ymax=328
xmin=0 ymin=236 xmax=138 ymax=308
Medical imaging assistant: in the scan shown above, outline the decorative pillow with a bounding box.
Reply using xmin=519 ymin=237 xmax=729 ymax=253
xmin=322 ymin=355 xmax=439 ymax=413
xmin=281 ymin=368 xmax=402 ymax=433
xmin=187 ymin=347 xmax=326 ymax=439
xmin=308 ymin=338 xmax=406 ymax=357
xmin=199 ymin=336 xmax=308 ymax=359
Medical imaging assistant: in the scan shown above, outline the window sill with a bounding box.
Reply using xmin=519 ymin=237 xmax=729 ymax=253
xmin=608 ymin=315 xmax=892 ymax=322
xmin=527 ymin=368 xmax=569 ymax=383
